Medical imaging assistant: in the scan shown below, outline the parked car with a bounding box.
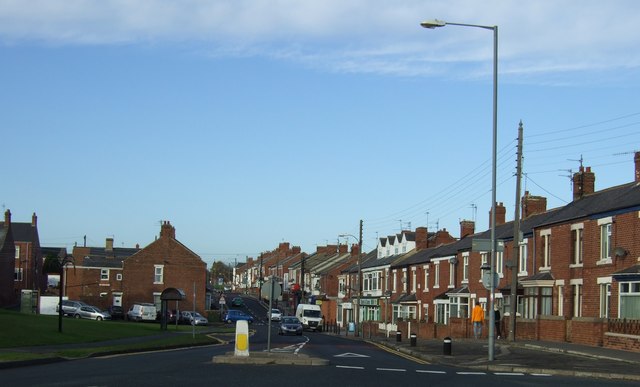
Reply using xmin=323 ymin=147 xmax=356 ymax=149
xmin=179 ymin=311 xmax=208 ymax=326
xmin=73 ymin=305 xmax=112 ymax=321
xmin=223 ymin=309 xmax=254 ymax=324
xmin=56 ymin=300 xmax=88 ymax=316
xmin=230 ymin=297 xmax=244 ymax=307
xmin=270 ymin=308 xmax=282 ymax=322
xmin=278 ymin=316 xmax=303 ymax=335
xmin=108 ymin=305 xmax=124 ymax=320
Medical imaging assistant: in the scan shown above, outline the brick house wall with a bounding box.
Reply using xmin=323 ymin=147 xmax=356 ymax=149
xmin=122 ymin=221 xmax=207 ymax=314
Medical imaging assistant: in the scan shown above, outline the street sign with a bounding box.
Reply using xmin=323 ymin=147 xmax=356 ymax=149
xmin=472 ymin=238 xmax=505 ymax=252
xmin=482 ymin=271 xmax=500 ymax=290
xmin=261 ymin=281 xmax=282 ymax=300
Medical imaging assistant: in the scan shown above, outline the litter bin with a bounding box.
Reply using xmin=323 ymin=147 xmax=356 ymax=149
xmin=396 ymin=331 xmax=402 ymax=342
xmin=443 ymin=337 xmax=452 ymax=356
xmin=410 ymin=333 xmax=417 ymax=347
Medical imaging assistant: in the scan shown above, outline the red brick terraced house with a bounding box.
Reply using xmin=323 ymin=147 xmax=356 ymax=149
xmin=66 ymin=221 xmax=208 ymax=315
xmin=361 ymin=153 xmax=640 ymax=351
xmin=122 ymin=221 xmax=207 ymax=315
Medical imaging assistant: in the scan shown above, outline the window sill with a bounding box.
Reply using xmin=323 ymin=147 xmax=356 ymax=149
xmin=569 ymin=263 xmax=583 ymax=268
xmin=596 ymin=258 xmax=613 ymax=266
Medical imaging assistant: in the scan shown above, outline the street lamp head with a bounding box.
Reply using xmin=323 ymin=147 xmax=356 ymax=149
xmin=420 ymin=19 xmax=446 ymax=29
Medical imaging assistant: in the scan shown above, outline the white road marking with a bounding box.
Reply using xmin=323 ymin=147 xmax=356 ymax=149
xmin=416 ymin=370 xmax=446 ymax=374
xmin=494 ymin=372 xmax=525 ymax=376
xmin=334 ymin=352 xmax=370 ymax=358
xmin=336 ymin=365 xmax=365 ymax=370
xmin=530 ymin=373 xmax=553 ymax=377
xmin=376 ymin=368 xmax=406 ymax=372
xmin=456 ymin=372 xmax=487 ymax=375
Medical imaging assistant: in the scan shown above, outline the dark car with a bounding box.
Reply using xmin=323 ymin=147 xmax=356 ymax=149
xmin=279 ymin=316 xmax=303 ymax=336
xmin=223 ymin=309 xmax=253 ymax=324
xmin=230 ymin=297 xmax=244 ymax=307
xmin=108 ymin=305 xmax=125 ymax=320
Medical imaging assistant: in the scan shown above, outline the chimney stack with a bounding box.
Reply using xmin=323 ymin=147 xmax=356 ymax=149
xmin=105 ymin=238 xmax=114 ymax=251
xmin=573 ymin=166 xmax=596 ymax=200
xmin=4 ymin=209 xmax=10 ymax=225
xmin=521 ymin=191 xmax=547 ymax=218
xmin=459 ymin=220 xmax=475 ymax=239
xmin=350 ymin=243 xmax=360 ymax=257
xmin=31 ymin=212 xmax=37 ymax=227
xmin=490 ymin=202 xmax=507 ymax=226
xmin=160 ymin=221 xmax=176 ymax=239
xmin=415 ymin=227 xmax=429 ymax=251
xmin=339 ymin=244 xmax=348 ymax=254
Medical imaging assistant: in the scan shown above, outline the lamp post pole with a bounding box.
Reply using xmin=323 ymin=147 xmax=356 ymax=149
xmin=421 ymin=19 xmax=498 ymax=361
xmin=340 ymin=219 xmax=363 ymax=337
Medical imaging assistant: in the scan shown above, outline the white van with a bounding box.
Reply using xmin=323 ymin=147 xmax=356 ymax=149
xmin=127 ymin=303 xmax=157 ymax=321
xmin=295 ymin=304 xmax=323 ymax=332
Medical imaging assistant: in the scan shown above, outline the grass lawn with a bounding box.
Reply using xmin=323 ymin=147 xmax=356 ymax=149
xmin=0 ymin=309 xmax=234 ymax=362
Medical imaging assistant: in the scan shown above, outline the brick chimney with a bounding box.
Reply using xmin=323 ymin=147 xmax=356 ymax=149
xmin=338 ymin=244 xmax=348 ymax=254
xmin=105 ymin=238 xmax=114 ymax=252
xmin=160 ymin=221 xmax=176 ymax=239
xmin=434 ymin=228 xmax=455 ymax=246
xmin=350 ymin=243 xmax=360 ymax=257
xmin=573 ymin=166 xmax=596 ymax=201
xmin=292 ymin=246 xmax=301 ymax=255
xmin=415 ymin=227 xmax=429 ymax=251
xmin=31 ymin=212 xmax=37 ymax=227
xmin=490 ymin=202 xmax=506 ymax=226
xmin=459 ymin=220 xmax=475 ymax=239
xmin=635 ymin=151 xmax=640 ymax=182
xmin=521 ymin=191 xmax=547 ymax=218
xmin=4 ymin=209 xmax=11 ymax=225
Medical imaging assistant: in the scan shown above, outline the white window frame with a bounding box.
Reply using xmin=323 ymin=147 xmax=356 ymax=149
xmin=540 ymin=229 xmax=551 ymax=270
xmin=14 ymin=268 xmax=23 ymax=281
xmin=598 ymin=277 xmax=612 ymax=318
xmin=434 ymin=262 xmax=440 ymax=289
xmin=496 ymin=251 xmax=504 ymax=276
xmin=411 ymin=268 xmax=417 ymax=293
xmin=598 ymin=217 xmax=613 ymax=265
xmin=100 ymin=268 xmax=109 ymax=281
xmin=116 ymin=273 xmax=123 ymax=281
xmin=422 ymin=265 xmax=429 ymax=293
xmin=448 ymin=261 xmax=454 ymax=288
xmin=15 ymin=245 xmax=20 ymax=259
xmin=154 ymin=264 xmax=164 ymax=284
xmin=570 ymin=279 xmax=583 ymax=318
xmin=556 ymin=280 xmax=564 ymax=317
xmin=570 ymin=223 xmax=584 ymax=267
xmin=462 ymin=253 xmax=469 ymax=283
xmin=518 ymin=239 xmax=528 ymax=276
xmin=619 ymin=281 xmax=640 ymax=319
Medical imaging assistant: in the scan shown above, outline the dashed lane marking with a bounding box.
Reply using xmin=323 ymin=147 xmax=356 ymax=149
xmin=376 ymin=368 xmax=406 ymax=372
xmin=416 ymin=370 xmax=446 ymax=374
xmin=336 ymin=365 xmax=365 ymax=370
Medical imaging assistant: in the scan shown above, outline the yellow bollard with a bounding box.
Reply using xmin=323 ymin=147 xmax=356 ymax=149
xmin=234 ymin=320 xmax=250 ymax=357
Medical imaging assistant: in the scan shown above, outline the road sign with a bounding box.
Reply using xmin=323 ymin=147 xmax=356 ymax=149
xmin=482 ymin=272 xmax=500 ymax=290
xmin=261 ymin=281 xmax=282 ymax=300
xmin=219 ymin=296 xmax=226 ymax=305
xmin=472 ymin=238 xmax=505 ymax=252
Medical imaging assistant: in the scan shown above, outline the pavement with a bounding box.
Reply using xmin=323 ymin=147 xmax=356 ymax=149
xmin=356 ymin=331 xmax=640 ymax=382
xmin=2 ymin=327 xmax=640 ymax=381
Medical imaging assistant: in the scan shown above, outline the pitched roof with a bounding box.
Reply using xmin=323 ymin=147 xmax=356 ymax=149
xmin=538 ymin=182 xmax=640 ymax=227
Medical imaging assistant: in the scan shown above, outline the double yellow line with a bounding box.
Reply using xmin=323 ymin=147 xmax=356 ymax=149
xmin=366 ymin=340 xmax=430 ymax=365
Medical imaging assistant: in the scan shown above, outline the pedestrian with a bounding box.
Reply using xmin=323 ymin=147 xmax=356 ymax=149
xmin=494 ymin=305 xmax=501 ymax=339
xmin=471 ymin=302 xmax=484 ymax=339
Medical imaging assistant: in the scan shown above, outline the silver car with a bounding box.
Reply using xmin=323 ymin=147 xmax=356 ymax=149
xmin=73 ymin=305 xmax=112 ymax=321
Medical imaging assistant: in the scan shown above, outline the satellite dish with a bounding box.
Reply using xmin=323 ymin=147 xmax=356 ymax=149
xmin=614 ymin=247 xmax=628 ymax=259
xmin=449 ymin=257 xmax=458 ymax=264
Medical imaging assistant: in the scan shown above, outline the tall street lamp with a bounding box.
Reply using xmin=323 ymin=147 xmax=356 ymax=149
xmin=339 ymin=233 xmax=362 ymax=337
xmin=421 ymin=18 xmax=498 ymax=361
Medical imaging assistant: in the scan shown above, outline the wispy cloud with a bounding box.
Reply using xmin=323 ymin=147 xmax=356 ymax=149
xmin=1 ymin=0 xmax=639 ymax=83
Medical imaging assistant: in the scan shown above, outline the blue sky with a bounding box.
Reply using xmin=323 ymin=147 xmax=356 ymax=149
xmin=2 ymin=1 xmax=640 ymax=267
